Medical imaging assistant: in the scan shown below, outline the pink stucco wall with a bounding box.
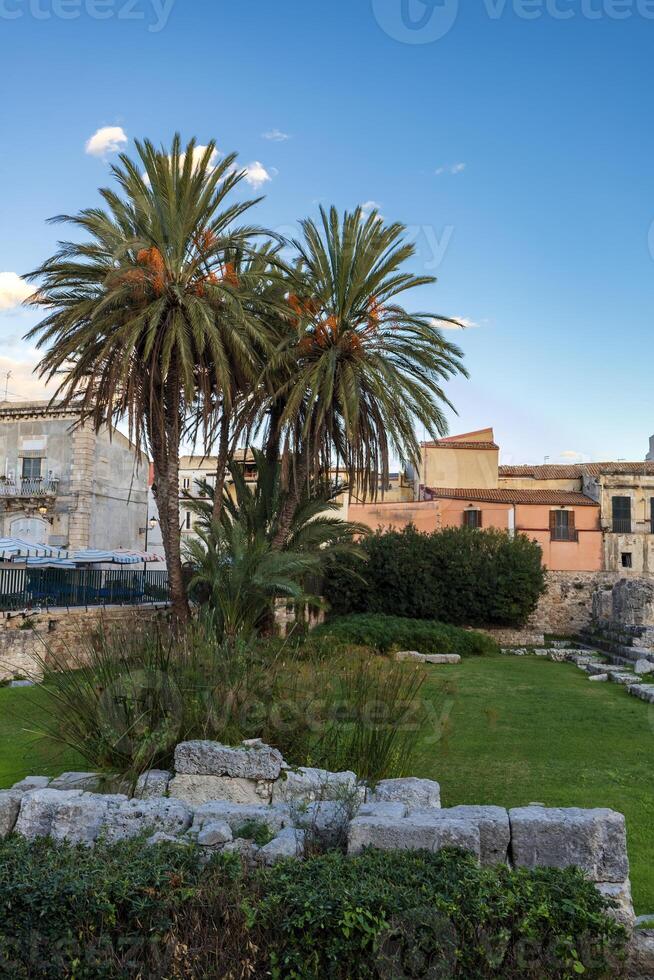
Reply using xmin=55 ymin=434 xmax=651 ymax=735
xmin=349 ymin=499 xmax=603 ymax=571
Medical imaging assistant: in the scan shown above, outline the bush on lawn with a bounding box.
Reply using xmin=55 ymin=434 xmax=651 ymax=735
xmin=323 ymin=525 xmax=546 ymax=627
xmin=28 ymin=620 xmax=431 ymax=786
xmin=0 ymin=836 xmax=626 ymax=979
xmin=313 ymin=613 xmax=498 ymax=657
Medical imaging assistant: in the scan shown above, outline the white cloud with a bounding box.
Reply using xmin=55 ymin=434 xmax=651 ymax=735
xmin=0 ymin=273 xmax=33 ymax=312
xmin=432 ymin=316 xmax=480 ymax=330
xmin=560 ymin=450 xmax=584 ymax=460
xmin=361 ymin=200 xmax=382 ymax=214
xmin=85 ymin=126 xmax=128 ymax=157
xmin=243 ymin=161 xmax=274 ymax=189
xmin=0 ymin=352 xmax=56 ymax=402
xmin=262 ymin=128 xmax=290 ymax=142
xmin=181 ymin=144 xmax=221 ymax=172
xmin=436 ymin=162 xmax=466 ymax=176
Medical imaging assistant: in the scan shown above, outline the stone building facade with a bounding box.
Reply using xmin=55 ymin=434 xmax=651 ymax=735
xmin=0 ymin=401 xmax=148 ymax=551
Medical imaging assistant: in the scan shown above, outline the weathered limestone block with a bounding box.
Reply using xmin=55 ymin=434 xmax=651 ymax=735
xmin=358 ymin=801 xmax=408 ymax=819
xmin=168 ymin=774 xmax=272 ymax=806
xmin=596 ymin=880 xmax=635 ymax=927
xmin=222 ymin=838 xmax=261 ymax=861
xmin=371 ymin=777 xmax=441 ymax=810
xmin=628 ymin=684 xmax=654 ymax=704
xmin=259 ymin=827 xmax=306 ymax=865
xmin=347 ymin=812 xmax=480 ymax=858
xmin=49 ymin=772 xmax=101 ymax=792
xmin=11 ymin=776 xmax=50 ymax=791
xmin=272 ymin=767 xmax=363 ymax=805
xmin=50 ymin=793 xmax=128 ymax=845
xmin=293 ymin=801 xmax=352 ymax=846
xmin=174 ymin=740 xmax=283 ymax=780
xmin=191 ymin=801 xmax=291 ymax=836
xmin=0 ymin=789 xmax=23 ymax=837
xmin=14 ymin=789 xmax=84 ymax=839
xmin=135 ymin=769 xmax=172 ymax=800
xmin=196 ymin=820 xmax=233 ymax=848
xmin=103 ymin=798 xmax=192 ymax=843
xmin=445 ymin=805 xmax=510 ymax=865
xmin=627 ymin=930 xmax=654 ymax=980
xmin=589 ymin=673 xmax=609 ymax=682
xmin=509 ymin=807 xmax=629 ymax=882
xmin=394 ymin=651 xmax=423 ymax=662
xmin=634 ymin=659 xmax=654 ymax=676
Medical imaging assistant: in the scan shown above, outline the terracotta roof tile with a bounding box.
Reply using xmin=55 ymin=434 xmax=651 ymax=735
xmin=425 ymin=487 xmax=599 ymax=506
xmin=499 ymin=462 xmax=654 ymax=479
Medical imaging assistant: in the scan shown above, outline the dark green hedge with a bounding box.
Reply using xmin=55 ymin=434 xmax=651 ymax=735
xmin=0 ymin=836 xmax=625 ymax=979
xmin=323 ymin=525 xmax=546 ymax=627
xmin=313 ymin=613 xmax=498 ymax=656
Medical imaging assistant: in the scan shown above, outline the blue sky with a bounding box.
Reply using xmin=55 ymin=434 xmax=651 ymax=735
xmin=1 ymin=0 xmax=652 ymax=464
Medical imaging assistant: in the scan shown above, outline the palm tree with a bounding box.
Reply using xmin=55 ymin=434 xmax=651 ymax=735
xmin=260 ymin=206 xmax=468 ymax=546
xmin=184 ymin=450 xmax=368 ymax=638
xmin=26 ymin=136 xmax=269 ymax=622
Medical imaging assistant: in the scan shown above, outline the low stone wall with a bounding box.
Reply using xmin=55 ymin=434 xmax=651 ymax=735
xmin=0 ymin=605 xmax=169 ymax=682
xmin=0 ymin=739 xmax=636 ymax=929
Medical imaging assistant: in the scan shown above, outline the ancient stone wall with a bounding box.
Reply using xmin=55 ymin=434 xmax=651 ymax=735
xmin=0 ymin=605 xmax=169 ymax=682
xmin=0 ymin=739 xmax=636 ymax=930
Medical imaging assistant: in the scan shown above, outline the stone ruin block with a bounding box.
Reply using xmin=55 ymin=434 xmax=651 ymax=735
xmin=509 ymin=807 xmax=629 ymax=883
xmin=174 ymin=739 xmax=283 ymax=781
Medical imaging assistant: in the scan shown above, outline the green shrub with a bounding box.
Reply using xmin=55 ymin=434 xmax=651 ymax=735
xmin=0 ymin=836 xmax=626 ymax=979
xmin=314 ymin=613 xmax=499 ymax=657
xmin=323 ymin=525 xmax=546 ymax=628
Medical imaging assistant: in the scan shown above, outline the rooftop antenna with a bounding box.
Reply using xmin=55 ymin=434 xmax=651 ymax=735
xmin=544 ymin=455 xmax=550 ymax=464
xmin=3 ymin=371 xmax=11 ymax=400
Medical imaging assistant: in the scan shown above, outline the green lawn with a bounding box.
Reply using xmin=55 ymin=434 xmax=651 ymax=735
xmin=414 ymin=654 xmax=654 ymax=914
xmin=2 ymin=654 xmax=654 ymax=912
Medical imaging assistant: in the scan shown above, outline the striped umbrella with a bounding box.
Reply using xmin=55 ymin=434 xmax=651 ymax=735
xmin=0 ymin=537 xmax=69 ymax=561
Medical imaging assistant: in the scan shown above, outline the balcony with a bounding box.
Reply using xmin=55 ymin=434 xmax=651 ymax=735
xmin=611 ymin=519 xmax=632 ymax=534
xmin=0 ymin=478 xmax=59 ymax=498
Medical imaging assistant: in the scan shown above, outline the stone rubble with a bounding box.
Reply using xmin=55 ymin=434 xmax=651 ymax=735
xmin=0 ymin=739 xmax=636 ymax=930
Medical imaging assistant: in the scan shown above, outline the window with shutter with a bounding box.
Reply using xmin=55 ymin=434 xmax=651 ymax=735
xmin=612 ymin=497 xmax=632 ymax=533
xmin=551 ymin=509 xmax=576 ymax=542
xmin=463 ymin=509 xmax=482 ymax=529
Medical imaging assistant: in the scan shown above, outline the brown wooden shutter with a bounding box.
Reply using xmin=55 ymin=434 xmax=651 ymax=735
xmin=568 ymin=510 xmax=576 ymax=540
xmin=549 ymin=510 xmax=557 ymax=534
xmin=478 ymin=509 xmax=483 ymax=529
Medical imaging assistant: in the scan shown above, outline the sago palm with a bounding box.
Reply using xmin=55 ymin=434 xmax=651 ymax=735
xmin=264 ymin=205 xmax=467 ymax=543
xmin=26 ymin=135 xmax=269 ymax=621
xmin=184 ymin=450 xmax=368 ymax=637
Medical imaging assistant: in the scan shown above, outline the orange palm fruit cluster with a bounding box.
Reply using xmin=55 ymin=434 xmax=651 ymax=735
xmin=136 ymin=247 xmax=166 ymax=294
xmin=222 ymin=261 xmax=239 ymax=288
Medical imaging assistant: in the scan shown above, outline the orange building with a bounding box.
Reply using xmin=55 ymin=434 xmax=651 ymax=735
xmin=350 ymin=428 xmax=603 ymax=572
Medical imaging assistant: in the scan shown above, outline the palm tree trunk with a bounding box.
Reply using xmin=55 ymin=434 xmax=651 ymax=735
xmin=150 ymin=387 xmax=189 ymax=625
xmin=272 ymin=452 xmax=309 ymax=550
xmin=212 ymin=411 xmax=231 ymax=522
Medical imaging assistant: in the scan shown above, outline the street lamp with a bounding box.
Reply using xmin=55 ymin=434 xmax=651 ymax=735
xmin=144 ymin=516 xmax=158 ymax=551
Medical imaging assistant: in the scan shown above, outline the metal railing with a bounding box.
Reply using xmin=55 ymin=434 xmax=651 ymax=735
xmin=551 ymin=529 xmax=579 ymax=542
xmin=612 ymin=518 xmax=633 ymax=534
xmin=0 ymin=567 xmax=169 ymax=611
xmin=0 ymin=478 xmax=59 ymax=498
